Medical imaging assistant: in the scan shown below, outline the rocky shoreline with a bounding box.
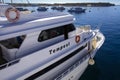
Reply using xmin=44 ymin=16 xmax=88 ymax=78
xmin=8 ymin=2 xmax=115 ymax=7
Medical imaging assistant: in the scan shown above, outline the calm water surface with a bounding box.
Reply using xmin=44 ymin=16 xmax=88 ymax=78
xmin=76 ymin=6 xmax=120 ymax=80
xmin=27 ymin=6 xmax=120 ymax=80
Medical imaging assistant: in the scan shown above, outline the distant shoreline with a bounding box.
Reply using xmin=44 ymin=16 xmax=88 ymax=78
xmin=8 ymin=2 xmax=115 ymax=7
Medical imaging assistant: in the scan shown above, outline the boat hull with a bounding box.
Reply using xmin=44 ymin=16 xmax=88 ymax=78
xmin=0 ymin=30 xmax=104 ymax=80
xmin=34 ymin=32 xmax=105 ymax=80
xmin=33 ymin=47 xmax=89 ymax=80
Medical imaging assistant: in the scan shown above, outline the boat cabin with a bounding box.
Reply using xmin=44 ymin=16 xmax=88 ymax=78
xmin=0 ymin=4 xmax=94 ymax=71
xmin=0 ymin=23 xmax=75 ymax=62
xmin=0 ymin=11 xmax=76 ymax=67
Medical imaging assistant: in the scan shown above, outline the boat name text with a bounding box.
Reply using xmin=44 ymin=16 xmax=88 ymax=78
xmin=49 ymin=42 xmax=70 ymax=54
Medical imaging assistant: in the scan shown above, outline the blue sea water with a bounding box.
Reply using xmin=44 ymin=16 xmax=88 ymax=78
xmin=76 ymin=6 xmax=120 ymax=80
xmin=26 ymin=6 xmax=120 ymax=80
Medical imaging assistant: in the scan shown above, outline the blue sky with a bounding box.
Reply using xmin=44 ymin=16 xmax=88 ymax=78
xmin=5 ymin=0 xmax=120 ymax=5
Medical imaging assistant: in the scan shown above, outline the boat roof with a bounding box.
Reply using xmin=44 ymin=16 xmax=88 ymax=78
xmin=0 ymin=12 xmax=74 ymax=40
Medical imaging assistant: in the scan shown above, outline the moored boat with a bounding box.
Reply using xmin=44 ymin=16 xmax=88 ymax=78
xmin=51 ymin=6 xmax=57 ymax=10
xmin=68 ymin=7 xmax=86 ymax=13
xmin=56 ymin=6 xmax=65 ymax=11
xmin=51 ymin=6 xmax=65 ymax=11
xmin=16 ymin=7 xmax=31 ymax=14
xmin=0 ymin=4 xmax=105 ymax=80
xmin=37 ymin=6 xmax=48 ymax=11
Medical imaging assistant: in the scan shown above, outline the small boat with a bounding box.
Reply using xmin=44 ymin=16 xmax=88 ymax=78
xmin=68 ymin=7 xmax=86 ymax=13
xmin=56 ymin=6 xmax=65 ymax=11
xmin=16 ymin=7 xmax=31 ymax=14
xmin=0 ymin=4 xmax=105 ymax=80
xmin=16 ymin=7 xmax=28 ymax=11
xmin=51 ymin=6 xmax=57 ymax=10
xmin=37 ymin=6 xmax=48 ymax=11
xmin=51 ymin=6 xmax=65 ymax=11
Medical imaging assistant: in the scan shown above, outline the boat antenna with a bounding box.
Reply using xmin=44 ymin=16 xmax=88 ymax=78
xmin=24 ymin=0 xmax=32 ymax=6
xmin=0 ymin=0 xmax=4 ymax=3
xmin=19 ymin=0 xmax=31 ymax=5
xmin=26 ymin=0 xmax=35 ymax=12
xmin=11 ymin=0 xmax=13 ymax=3
xmin=26 ymin=0 xmax=30 ymax=4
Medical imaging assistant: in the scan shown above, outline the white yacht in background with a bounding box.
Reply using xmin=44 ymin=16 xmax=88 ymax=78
xmin=0 ymin=4 xmax=105 ymax=80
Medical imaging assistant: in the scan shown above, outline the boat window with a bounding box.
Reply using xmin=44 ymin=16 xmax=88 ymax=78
xmin=0 ymin=35 xmax=26 ymax=49
xmin=38 ymin=26 xmax=64 ymax=42
xmin=38 ymin=24 xmax=75 ymax=42
xmin=0 ymin=35 xmax=26 ymax=68
xmin=66 ymin=24 xmax=75 ymax=32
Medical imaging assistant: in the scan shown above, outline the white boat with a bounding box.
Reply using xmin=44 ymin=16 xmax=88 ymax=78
xmin=0 ymin=4 xmax=105 ymax=80
xmin=16 ymin=7 xmax=31 ymax=14
xmin=37 ymin=7 xmax=48 ymax=12
xmin=68 ymin=7 xmax=86 ymax=13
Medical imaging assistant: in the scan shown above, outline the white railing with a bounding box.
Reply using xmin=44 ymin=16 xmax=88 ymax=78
xmin=0 ymin=58 xmax=20 ymax=70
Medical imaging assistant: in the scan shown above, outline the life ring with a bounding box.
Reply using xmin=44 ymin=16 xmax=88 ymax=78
xmin=75 ymin=35 xmax=80 ymax=43
xmin=5 ymin=8 xmax=20 ymax=22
